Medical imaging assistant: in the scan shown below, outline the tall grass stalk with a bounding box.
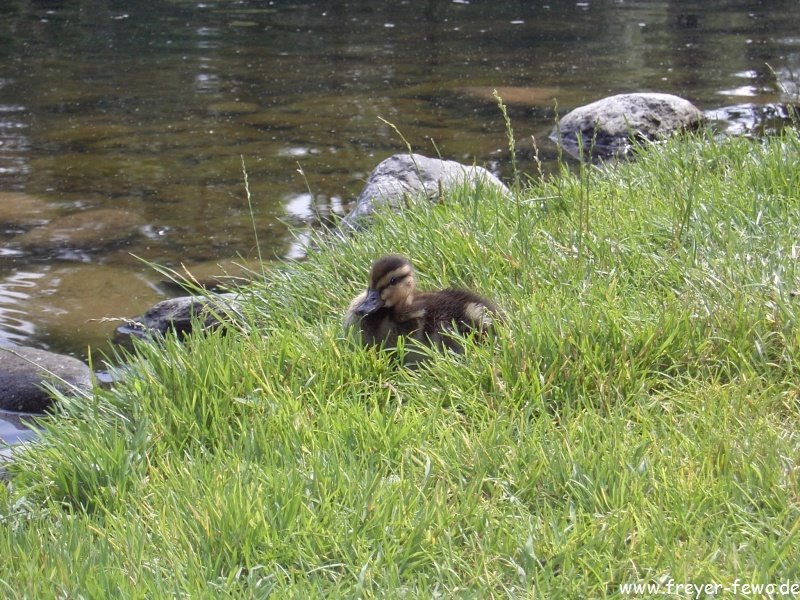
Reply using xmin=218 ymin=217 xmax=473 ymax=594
xmin=241 ymin=155 xmax=263 ymax=267
xmin=574 ymin=132 xmax=593 ymax=264
xmin=493 ymin=89 xmax=519 ymax=191
xmin=493 ymin=90 xmax=530 ymax=270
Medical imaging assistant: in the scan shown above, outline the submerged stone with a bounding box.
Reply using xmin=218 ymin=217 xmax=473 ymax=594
xmin=0 ymin=192 xmax=59 ymax=228
xmin=207 ymin=101 xmax=260 ymax=114
xmin=339 ymin=153 xmax=509 ymax=231
xmin=458 ymin=85 xmax=575 ymax=107
xmin=0 ymin=264 xmax=166 ymax=349
xmin=550 ymin=92 xmax=707 ymax=161
xmin=0 ymin=345 xmax=92 ymax=413
xmin=10 ymin=208 xmax=148 ymax=253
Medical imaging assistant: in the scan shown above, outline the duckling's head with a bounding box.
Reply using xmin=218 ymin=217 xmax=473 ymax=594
xmin=353 ymin=255 xmax=417 ymax=315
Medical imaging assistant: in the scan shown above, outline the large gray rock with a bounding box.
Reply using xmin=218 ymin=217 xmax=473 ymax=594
xmin=550 ymin=93 xmax=706 ymax=160
xmin=0 ymin=346 xmax=92 ymax=412
xmin=340 ymin=153 xmax=509 ymax=231
xmin=115 ymin=293 xmax=240 ymax=343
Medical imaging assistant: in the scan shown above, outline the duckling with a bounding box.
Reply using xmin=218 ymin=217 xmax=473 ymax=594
xmin=345 ymin=255 xmax=500 ymax=362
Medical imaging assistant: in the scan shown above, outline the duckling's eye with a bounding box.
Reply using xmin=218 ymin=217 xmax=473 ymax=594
xmin=389 ymin=277 xmax=398 ymax=286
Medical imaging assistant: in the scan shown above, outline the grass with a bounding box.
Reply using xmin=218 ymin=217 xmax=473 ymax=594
xmin=1 ymin=131 xmax=800 ymax=597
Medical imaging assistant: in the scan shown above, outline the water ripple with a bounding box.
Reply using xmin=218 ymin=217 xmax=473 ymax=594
xmin=0 ymin=271 xmax=45 ymax=346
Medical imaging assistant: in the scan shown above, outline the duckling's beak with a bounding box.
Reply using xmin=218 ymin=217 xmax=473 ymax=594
xmin=355 ymin=289 xmax=383 ymax=315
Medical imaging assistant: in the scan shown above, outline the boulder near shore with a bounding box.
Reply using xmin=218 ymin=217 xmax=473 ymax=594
xmin=339 ymin=153 xmax=510 ymax=231
xmin=0 ymin=345 xmax=92 ymax=413
xmin=550 ymin=92 xmax=706 ymax=160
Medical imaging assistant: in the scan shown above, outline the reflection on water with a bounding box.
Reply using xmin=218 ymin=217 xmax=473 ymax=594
xmin=0 ymin=0 xmax=797 ymax=360
xmin=0 ymin=100 xmax=28 ymax=177
xmin=706 ymin=103 xmax=799 ymax=136
xmin=0 ymin=271 xmax=42 ymax=346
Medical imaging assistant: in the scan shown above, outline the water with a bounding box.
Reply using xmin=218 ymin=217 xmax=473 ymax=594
xmin=0 ymin=0 xmax=798 ymax=363
xmin=0 ymin=408 xmax=38 ymax=461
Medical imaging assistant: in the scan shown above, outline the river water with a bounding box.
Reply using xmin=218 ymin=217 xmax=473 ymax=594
xmin=0 ymin=0 xmax=799 ymax=362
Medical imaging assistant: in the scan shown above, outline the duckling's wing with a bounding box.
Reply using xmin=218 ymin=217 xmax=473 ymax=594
xmin=414 ymin=289 xmax=496 ymax=335
xmin=462 ymin=299 xmax=497 ymax=329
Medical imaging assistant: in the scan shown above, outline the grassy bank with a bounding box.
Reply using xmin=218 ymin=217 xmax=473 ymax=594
xmin=2 ymin=132 xmax=799 ymax=597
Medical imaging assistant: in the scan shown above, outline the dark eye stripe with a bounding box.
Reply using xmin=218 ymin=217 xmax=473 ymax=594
xmin=375 ymin=267 xmax=411 ymax=290
xmin=383 ymin=273 xmax=407 ymax=290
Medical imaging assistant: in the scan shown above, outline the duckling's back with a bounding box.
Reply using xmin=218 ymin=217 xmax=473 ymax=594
xmin=413 ymin=288 xmax=500 ymax=348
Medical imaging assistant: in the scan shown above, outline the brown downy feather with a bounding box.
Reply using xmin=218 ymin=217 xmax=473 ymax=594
xmin=345 ymin=255 xmax=500 ymax=363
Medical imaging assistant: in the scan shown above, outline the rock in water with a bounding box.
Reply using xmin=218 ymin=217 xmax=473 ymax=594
xmin=114 ymin=294 xmax=240 ymax=343
xmin=550 ymin=92 xmax=706 ymax=161
xmin=10 ymin=208 xmax=147 ymax=254
xmin=0 ymin=192 xmax=59 ymax=228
